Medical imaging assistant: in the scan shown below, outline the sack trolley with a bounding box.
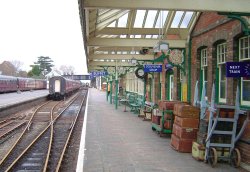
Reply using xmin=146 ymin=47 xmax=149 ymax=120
xmin=205 ymin=84 xmax=249 ymax=167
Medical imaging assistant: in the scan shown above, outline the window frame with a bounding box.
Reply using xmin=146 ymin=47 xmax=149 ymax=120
xmin=239 ymin=35 xmax=250 ymax=106
xmin=217 ymin=42 xmax=227 ymax=103
xmin=200 ymin=48 xmax=208 ymax=90
xmin=169 ymin=74 xmax=174 ymax=101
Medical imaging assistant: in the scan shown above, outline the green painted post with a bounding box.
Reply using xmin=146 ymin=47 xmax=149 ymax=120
xmin=115 ymin=80 xmax=118 ymax=109
xmin=150 ymin=78 xmax=152 ymax=101
xmin=110 ymin=80 xmax=113 ymax=104
xmin=106 ymin=78 xmax=109 ymax=101
xmin=143 ymin=78 xmax=146 ymax=105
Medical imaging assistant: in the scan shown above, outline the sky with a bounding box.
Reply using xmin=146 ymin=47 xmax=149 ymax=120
xmin=0 ymin=0 xmax=87 ymax=74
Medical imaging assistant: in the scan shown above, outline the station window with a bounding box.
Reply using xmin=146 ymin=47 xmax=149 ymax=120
xmin=217 ymin=42 xmax=227 ymax=103
xmin=239 ymin=35 xmax=250 ymax=106
xmin=169 ymin=75 xmax=174 ymax=101
xmin=201 ymin=48 xmax=208 ymax=91
xmin=138 ymin=79 xmax=144 ymax=95
xmin=239 ymin=36 xmax=250 ymax=61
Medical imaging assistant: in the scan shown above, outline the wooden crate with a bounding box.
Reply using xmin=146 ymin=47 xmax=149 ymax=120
xmin=152 ymin=115 xmax=161 ymax=125
xmin=174 ymin=116 xmax=199 ymax=128
xmin=171 ymin=134 xmax=193 ymax=153
xmin=158 ymin=100 xmax=180 ymax=111
xmin=174 ymin=104 xmax=200 ymax=119
xmin=192 ymin=141 xmax=205 ymax=161
xmin=172 ymin=124 xmax=198 ymax=139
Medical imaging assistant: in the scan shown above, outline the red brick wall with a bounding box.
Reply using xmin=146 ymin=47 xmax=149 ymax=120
xmin=191 ymin=12 xmax=242 ymax=104
xmin=191 ymin=12 xmax=250 ymax=164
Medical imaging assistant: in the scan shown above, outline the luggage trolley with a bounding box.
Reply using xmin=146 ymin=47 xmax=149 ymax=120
xmin=205 ymin=84 xmax=249 ymax=167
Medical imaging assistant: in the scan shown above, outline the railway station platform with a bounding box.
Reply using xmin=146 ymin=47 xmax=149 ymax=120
xmin=0 ymin=90 xmax=49 ymax=109
xmin=78 ymin=88 xmax=243 ymax=172
xmin=0 ymin=90 xmax=49 ymax=116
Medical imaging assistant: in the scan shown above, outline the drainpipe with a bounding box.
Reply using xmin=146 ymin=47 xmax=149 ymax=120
xmin=188 ymin=38 xmax=192 ymax=103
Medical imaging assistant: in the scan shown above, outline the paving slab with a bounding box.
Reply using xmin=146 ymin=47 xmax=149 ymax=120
xmin=83 ymin=88 xmax=242 ymax=172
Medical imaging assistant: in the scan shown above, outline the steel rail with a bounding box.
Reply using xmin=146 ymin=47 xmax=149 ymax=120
xmin=0 ymin=100 xmax=52 ymax=166
xmin=55 ymin=92 xmax=87 ymax=172
xmin=0 ymin=119 xmax=8 ymax=125
xmin=4 ymin=101 xmax=61 ymax=172
xmin=0 ymin=121 xmax=13 ymax=129
xmin=45 ymin=92 xmax=83 ymax=171
xmin=43 ymin=100 xmax=57 ymax=172
xmin=5 ymin=92 xmax=82 ymax=171
xmin=0 ymin=121 xmax=27 ymax=139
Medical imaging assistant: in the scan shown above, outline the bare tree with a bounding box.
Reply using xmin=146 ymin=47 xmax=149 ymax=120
xmin=53 ymin=67 xmax=62 ymax=75
xmin=11 ymin=60 xmax=23 ymax=73
xmin=60 ymin=65 xmax=68 ymax=75
xmin=60 ymin=65 xmax=75 ymax=75
xmin=68 ymin=65 xmax=75 ymax=75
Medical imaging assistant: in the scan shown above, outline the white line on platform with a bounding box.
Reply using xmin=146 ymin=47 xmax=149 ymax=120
xmin=76 ymin=91 xmax=89 ymax=172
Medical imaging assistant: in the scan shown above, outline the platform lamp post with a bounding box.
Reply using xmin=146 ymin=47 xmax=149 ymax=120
xmin=115 ymin=60 xmax=119 ymax=109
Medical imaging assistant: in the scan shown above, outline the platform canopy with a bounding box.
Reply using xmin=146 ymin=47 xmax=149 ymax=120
xmin=78 ymin=0 xmax=250 ymax=72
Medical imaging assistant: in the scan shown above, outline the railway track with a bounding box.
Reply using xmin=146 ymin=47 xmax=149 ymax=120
xmin=0 ymin=90 xmax=87 ymax=172
xmin=0 ymin=115 xmax=28 ymax=141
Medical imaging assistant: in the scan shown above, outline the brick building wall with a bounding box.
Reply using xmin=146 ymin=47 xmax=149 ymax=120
xmin=191 ymin=12 xmax=242 ymax=104
xmin=191 ymin=12 xmax=249 ymax=164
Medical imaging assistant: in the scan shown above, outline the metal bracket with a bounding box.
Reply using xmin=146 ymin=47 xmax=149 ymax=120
xmin=153 ymin=51 xmax=186 ymax=75
xmin=218 ymin=12 xmax=250 ymax=35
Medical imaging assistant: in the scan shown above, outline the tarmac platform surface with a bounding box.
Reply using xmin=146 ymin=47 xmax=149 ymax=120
xmin=82 ymin=88 xmax=241 ymax=172
xmin=0 ymin=90 xmax=49 ymax=109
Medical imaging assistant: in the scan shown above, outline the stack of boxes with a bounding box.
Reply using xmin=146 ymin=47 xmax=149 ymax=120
xmin=171 ymin=103 xmax=200 ymax=153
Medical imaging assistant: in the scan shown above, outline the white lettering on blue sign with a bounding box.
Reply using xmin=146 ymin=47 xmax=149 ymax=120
xmin=229 ymin=70 xmax=240 ymax=73
xmin=230 ymin=66 xmax=240 ymax=69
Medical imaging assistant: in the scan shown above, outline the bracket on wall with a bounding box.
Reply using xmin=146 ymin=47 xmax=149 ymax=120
xmin=218 ymin=12 xmax=250 ymax=35
xmin=153 ymin=50 xmax=186 ymax=75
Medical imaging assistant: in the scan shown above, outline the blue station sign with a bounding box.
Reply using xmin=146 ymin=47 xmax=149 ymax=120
xmin=90 ymin=71 xmax=108 ymax=78
xmin=226 ymin=62 xmax=250 ymax=77
xmin=144 ymin=64 xmax=162 ymax=72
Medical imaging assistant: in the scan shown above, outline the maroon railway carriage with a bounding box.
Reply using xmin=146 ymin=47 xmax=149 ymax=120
xmin=49 ymin=76 xmax=81 ymax=100
xmin=0 ymin=75 xmax=18 ymax=93
xmin=0 ymin=75 xmax=46 ymax=93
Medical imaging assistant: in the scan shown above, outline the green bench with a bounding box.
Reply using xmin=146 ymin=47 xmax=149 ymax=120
xmin=129 ymin=96 xmax=144 ymax=114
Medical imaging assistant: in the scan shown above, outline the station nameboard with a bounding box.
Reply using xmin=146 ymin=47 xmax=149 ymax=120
xmin=226 ymin=62 xmax=250 ymax=77
xmin=144 ymin=64 xmax=162 ymax=72
xmin=90 ymin=71 xmax=108 ymax=78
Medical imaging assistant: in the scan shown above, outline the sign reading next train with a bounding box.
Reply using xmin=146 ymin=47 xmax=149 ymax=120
xmin=226 ymin=62 xmax=250 ymax=77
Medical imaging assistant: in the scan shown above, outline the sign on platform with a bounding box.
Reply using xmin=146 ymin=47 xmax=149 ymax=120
xmin=90 ymin=71 xmax=108 ymax=78
xmin=144 ymin=64 xmax=162 ymax=72
xmin=226 ymin=62 xmax=250 ymax=77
